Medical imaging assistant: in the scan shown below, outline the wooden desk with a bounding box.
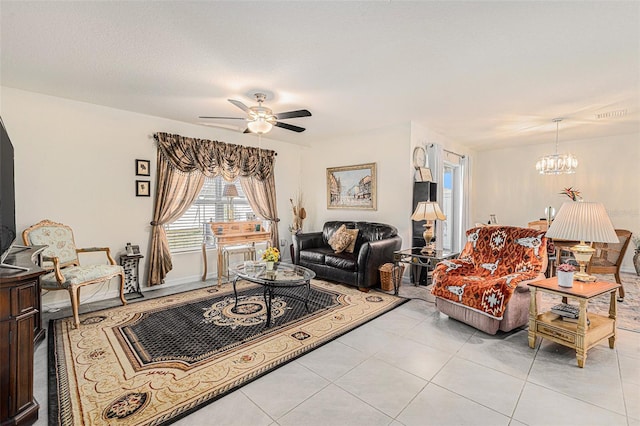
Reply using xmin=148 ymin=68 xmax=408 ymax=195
xmin=202 ymin=221 xmax=271 ymax=283
xmin=527 ymin=277 xmax=619 ymax=368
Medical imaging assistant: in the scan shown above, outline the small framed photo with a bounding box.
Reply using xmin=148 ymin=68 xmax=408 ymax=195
xmin=136 ymin=159 xmax=150 ymax=176
xmin=131 ymin=245 xmax=140 ymax=255
xmin=416 ymin=167 xmax=433 ymax=182
xmin=136 ymin=180 xmax=151 ymax=197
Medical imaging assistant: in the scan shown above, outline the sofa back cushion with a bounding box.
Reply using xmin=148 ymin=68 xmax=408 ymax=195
xmin=323 ymin=221 xmax=399 ymax=254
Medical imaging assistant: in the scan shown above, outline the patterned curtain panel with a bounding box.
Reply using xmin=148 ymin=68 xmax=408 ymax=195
xmin=240 ymin=174 xmax=280 ymax=249
xmin=148 ymin=133 xmax=278 ymax=286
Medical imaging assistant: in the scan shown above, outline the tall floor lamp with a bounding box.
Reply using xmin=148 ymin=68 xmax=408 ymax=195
xmin=545 ymin=201 xmax=618 ymax=282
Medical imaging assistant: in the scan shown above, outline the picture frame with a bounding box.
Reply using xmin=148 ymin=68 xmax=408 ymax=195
xmin=136 ymin=180 xmax=151 ymax=197
xmin=131 ymin=245 xmax=140 ymax=255
xmin=136 ymin=159 xmax=150 ymax=176
xmin=416 ymin=167 xmax=433 ymax=182
xmin=327 ymin=162 xmax=377 ymax=210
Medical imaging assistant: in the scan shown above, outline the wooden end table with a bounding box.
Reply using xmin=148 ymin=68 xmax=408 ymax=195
xmin=527 ymin=277 xmax=620 ymax=368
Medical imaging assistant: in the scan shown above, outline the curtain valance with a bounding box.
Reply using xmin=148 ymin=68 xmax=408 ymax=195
xmin=154 ymin=132 xmax=276 ymax=181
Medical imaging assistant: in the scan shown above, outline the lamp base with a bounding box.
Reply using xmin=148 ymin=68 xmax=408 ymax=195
xmin=420 ymin=245 xmax=435 ymax=255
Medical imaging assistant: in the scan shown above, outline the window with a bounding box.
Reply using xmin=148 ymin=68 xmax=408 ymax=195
xmin=165 ymin=176 xmax=255 ymax=252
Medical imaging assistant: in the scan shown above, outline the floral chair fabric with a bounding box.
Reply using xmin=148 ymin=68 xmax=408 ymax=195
xmin=22 ymin=219 xmax=126 ymax=328
xmin=431 ymin=225 xmax=547 ymax=320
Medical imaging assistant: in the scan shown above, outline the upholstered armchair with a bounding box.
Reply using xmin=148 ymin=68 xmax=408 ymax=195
xmin=22 ymin=219 xmax=126 ymax=328
xmin=431 ymin=225 xmax=548 ymax=335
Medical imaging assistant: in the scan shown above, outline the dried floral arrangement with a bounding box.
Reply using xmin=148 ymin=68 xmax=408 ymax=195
xmin=289 ymin=193 xmax=307 ymax=234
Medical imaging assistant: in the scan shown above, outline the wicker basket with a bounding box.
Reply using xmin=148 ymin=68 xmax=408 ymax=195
xmin=379 ymin=263 xmax=404 ymax=292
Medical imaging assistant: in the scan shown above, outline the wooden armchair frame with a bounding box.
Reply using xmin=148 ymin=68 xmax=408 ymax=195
xmin=22 ymin=219 xmax=126 ymax=328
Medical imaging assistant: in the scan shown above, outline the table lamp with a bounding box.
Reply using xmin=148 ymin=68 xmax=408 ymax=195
xmin=222 ymin=183 xmax=239 ymax=221
xmin=545 ymin=201 xmax=618 ymax=282
xmin=411 ymin=201 xmax=446 ymax=254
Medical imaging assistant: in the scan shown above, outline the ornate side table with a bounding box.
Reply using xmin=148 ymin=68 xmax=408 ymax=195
xmin=119 ymin=254 xmax=144 ymax=299
xmin=391 ymin=248 xmax=458 ymax=295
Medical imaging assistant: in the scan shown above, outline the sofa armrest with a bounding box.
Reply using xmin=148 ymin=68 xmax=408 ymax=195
xmin=292 ymin=232 xmax=324 ymax=264
xmin=514 ymin=272 xmax=547 ymax=293
xmin=356 ymin=236 xmax=402 ymax=287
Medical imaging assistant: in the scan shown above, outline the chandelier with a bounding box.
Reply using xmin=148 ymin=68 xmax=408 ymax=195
xmin=535 ymin=118 xmax=578 ymax=175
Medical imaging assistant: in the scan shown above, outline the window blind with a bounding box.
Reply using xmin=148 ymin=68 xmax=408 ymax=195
xmin=165 ymin=177 xmax=255 ymax=252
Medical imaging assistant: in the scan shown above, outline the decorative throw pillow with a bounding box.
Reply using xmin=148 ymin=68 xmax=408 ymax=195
xmin=328 ymin=224 xmax=353 ymax=254
xmin=344 ymin=228 xmax=359 ymax=253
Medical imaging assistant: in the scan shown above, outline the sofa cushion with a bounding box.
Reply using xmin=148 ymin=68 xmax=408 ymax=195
xmin=328 ymin=224 xmax=354 ymax=253
xmin=325 ymin=252 xmax=358 ymax=271
xmin=344 ymin=228 xmax=359 ymax=253
xmin=299 ymin=247 xmax=332 ymax=265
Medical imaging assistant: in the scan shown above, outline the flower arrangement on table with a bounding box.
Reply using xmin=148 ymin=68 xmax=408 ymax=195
xmin=560 ymin=187 xmax=582 ymax=201
xmin=557 ymin=263 xmax=576 ymax=273
xmin=261 ymin=247 xmax=280 ymax=263
xmin=632 ymin=236 xmax=640 ymax=254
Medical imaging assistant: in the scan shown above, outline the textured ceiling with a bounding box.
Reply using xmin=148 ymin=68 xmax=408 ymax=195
xmin=1 ymin=1 xmax=638 ymax=150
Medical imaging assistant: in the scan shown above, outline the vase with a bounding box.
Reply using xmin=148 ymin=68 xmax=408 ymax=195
xmin=557 ymin=271 xmax=574 ymax=287
xmin=634 ymin=250 xmax=640 ymax=276
xmin=265 ymin=261 xmax=275 ymax=271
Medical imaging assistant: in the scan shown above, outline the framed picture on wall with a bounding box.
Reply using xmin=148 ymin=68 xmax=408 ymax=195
xmin=326 ymin=163 xmax=377 ymax=210
xmin=136 ymin=180 xmax=151 ymax=197
xmin=136 ymin=159 xmax=150 ymax=176
xmin=415 ymin=167 xmax=433 ymax=182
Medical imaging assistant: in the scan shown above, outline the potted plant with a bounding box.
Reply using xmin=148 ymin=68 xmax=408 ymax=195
xmin=557 ymin=263 xmax=576 ymax=287
xmin=633 ymin=236 xmax=640 ymax=276
xmin=262 ymin=247 xmax=280 ymax=271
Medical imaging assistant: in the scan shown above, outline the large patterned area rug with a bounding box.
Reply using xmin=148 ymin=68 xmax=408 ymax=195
xmin=539 ymin=272 xmax=640 ymax=332
xmin=49 ymin=280 xmax=407 ymax=425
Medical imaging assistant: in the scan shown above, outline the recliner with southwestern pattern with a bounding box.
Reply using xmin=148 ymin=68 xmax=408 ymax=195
xmin=431 ymin=225 xmax=548 ymax=335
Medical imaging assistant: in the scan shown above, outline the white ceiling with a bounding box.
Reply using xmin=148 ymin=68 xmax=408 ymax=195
xmin=1 ymin=1 xmax=638 ymax=150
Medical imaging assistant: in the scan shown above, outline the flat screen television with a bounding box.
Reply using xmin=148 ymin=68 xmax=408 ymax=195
xmin=0 ymin=116 xmax=27 ymax=270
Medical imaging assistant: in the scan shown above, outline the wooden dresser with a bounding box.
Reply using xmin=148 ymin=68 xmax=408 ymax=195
xmin=0 ymin=246 xmax=46 ymax=426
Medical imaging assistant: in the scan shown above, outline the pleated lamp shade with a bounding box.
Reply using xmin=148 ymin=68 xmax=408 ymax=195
xmin=222 ymin=184 xmax=239 ymax=198
xmin=546 ymin=202 xmax=618 ymax=243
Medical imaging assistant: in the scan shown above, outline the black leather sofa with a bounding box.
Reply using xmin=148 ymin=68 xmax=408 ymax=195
xmin=292 ymin=221 xmax=402 ymax=290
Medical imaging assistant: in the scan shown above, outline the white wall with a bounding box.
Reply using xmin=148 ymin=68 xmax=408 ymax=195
xmin=473 ymin=133 xmax=640 ymax=271
xmin=1 ymin=87 xmax=303 ymax=308
xmin=299 ymin=123 xmax=413 ymax=247
xmin=298 ymin=121 xmax=474 ymax=252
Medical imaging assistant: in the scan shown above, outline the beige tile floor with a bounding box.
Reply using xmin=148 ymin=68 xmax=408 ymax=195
xmin=33 ymin=280 xmax=640 ymax=426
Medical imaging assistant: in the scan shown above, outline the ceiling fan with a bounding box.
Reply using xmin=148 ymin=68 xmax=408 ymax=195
xmin=199 ymin=93 xmax=312 ymax=134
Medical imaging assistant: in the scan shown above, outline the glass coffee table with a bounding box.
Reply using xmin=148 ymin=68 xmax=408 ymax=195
xmin=231 ymin=262 xmax=316 ymax=327
xmin=392 ymin=248 xmax=459 ymax=295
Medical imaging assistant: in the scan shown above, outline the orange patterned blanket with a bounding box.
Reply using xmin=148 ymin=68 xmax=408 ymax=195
xmin=431 ymin=226 xmax=547 ymax=319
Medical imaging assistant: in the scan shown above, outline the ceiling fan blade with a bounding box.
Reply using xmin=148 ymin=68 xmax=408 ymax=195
xmin=199 ymin=116 xmax=246 ymax=120
xmin=274 ymin=121 xmax=306 ymax=133
xmin=228 ymin=99 xmax=251 ymax=113
xmin=274 ymin=109 xmax=312 ymax=120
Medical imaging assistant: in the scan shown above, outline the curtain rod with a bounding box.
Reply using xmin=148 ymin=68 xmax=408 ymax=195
xmin=429 ymin=144 xmax=465 ymax=159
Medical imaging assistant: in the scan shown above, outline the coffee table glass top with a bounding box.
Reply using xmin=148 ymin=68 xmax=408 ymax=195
xmin=233 ymin=262 xmax=316 ymax=286
xmin=394 ymin=247 xmax=458 ymax=262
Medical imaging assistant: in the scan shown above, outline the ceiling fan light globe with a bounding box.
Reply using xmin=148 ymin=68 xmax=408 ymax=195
xmin=247 ymin=118 xmax=273 ymax=134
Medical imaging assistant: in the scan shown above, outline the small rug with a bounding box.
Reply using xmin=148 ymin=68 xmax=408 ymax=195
xmin=539 ymin=272 xmax=640 ymax=332
xmin=49 ymin=280 xmax=407 ymax=425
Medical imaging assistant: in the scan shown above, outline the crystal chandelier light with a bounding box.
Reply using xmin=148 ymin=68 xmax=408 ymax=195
xmin=535 ymin=118 xmax=578 ymax=175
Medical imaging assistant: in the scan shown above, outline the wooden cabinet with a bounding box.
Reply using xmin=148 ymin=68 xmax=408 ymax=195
xmin=0 ymin=247 xmax=45 ymax=426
